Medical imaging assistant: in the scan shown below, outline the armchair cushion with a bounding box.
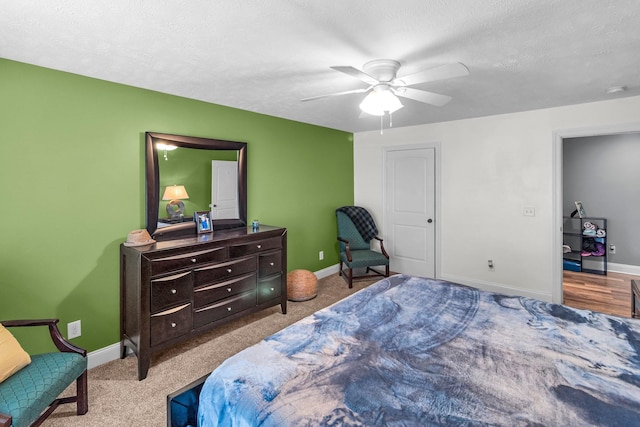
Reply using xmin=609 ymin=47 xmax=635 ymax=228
xmin=339 ymin=250 xmax=390 ymax=269
xmin=0 ymin=352 xmax=86 ymax=427
xmin=0 ymin=325 xmax=31 ymax=383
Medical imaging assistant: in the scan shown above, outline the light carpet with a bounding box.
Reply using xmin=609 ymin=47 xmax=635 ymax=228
xmin=44 ymin=273 xmax=378 ymax=426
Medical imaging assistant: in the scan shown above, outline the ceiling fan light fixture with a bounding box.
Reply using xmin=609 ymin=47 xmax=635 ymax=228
xmin=359 ymin=88 xmax=404 ymax=116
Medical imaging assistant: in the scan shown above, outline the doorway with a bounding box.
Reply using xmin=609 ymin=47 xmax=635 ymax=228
xmin=553 ymin=124 xmax=640 ymax=310
xmin=383 ymin=144 xmax=438 ymax=278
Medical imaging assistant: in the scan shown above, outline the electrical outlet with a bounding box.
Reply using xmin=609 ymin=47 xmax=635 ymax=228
xmin=609 ymin=245 xmax=616 ymax=254
xmin=67 ymin=320 xmax=81 ymax=339
xmin=488 ymin=259 xmax=494 ymax=270
xmin=319 ymin=250 xmax=324 ymax=261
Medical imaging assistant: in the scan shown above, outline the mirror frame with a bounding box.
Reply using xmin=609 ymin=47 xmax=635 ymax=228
xmin=145 ymin=132 xmax=247 ymax=239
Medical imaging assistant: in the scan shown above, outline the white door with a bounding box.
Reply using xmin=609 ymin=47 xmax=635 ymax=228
xmin=211 ymin=160 xmax=239 ymax=219
xmin=384 ymin=147 xmax=436 ymax=277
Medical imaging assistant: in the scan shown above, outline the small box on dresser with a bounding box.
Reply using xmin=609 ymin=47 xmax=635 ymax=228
xmin=120 ymin=225 xmax=287 ymax=380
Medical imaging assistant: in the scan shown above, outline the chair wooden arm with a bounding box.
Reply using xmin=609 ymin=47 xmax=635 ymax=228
xmin=1 ymin=319 xmax=86 ymax=356
xmin=337 ymin=237 xmax=352 ymax=262
xmin=0 ymin=413 xmax=11 ymax=427
xmin=373 ymin=236 xmax=389 ymax=258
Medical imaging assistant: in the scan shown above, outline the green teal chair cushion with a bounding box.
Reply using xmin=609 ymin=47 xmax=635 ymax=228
xmin=339 ymin=250 xmax=389 ymax=269
xmin=0 ymin=352 xmax=87 ymax=427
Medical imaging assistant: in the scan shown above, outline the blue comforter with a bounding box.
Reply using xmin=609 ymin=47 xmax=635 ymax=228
xmin=198 ymin=275 xmax=640 ymax=426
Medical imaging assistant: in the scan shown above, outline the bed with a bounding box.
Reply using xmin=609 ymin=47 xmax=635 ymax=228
xmin=197 ymin=274 xmax=640 ymax=426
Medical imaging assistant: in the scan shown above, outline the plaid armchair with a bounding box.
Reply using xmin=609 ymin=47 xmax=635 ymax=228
xmin=336 ymin=206 xmax=390 ymax=288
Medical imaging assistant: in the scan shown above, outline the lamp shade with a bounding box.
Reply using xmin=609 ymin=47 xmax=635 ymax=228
xmin=162 ymin=185 xmax=189 ymax=200
xmin=359 ymin=87 xmax=404 ymax=116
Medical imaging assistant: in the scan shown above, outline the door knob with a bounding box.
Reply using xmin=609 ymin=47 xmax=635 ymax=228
xmin=427 ymin=218 xmax=433 ymax=223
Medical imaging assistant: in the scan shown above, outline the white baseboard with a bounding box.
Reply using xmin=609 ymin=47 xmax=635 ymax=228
xmin=440 ymin=273 xmax=553 ymax=302
xmin=88 ymin=264 xmax=343 ymax=370
xmin=313 ymin=263 xmax=340 ymax=279
xmin=87 ymin=342 xmax=123 ymax=369
xmin=607 ymin=263 xmax=640 ymax=276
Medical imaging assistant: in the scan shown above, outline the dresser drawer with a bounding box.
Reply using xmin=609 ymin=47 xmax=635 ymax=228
xmin=150 ymin=247 xmax=226 ymax=276
xmin=259 ymin=250 xmax=282 ymax=278
xmin=229 ymin=237 xmax=281 ymax=258
xmin=193 ymin=256 xmax=256 ymax=285
xmin=150 ymin=303 xmax=192 ymax=347
xmin=194 ymin=273 xmax=256 ymax=308
xmin=193 ymin=291 xmax=256 ymax=328
xmin=257 ymin=275 xmax=282 ymax=304
xmin=151 ymin=271 xmax=192 ymax=313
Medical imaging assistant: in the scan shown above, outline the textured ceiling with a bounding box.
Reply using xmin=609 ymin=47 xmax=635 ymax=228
xmin=2 ymin=1 xmax=639 ymax=133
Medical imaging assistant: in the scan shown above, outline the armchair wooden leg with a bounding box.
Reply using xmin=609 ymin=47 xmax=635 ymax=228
xmin=348 ymin=268 xmax=353 ymax=288
xmin=339 ymin=260 xmax=343 ymax=276
xmin=76 ymin=370 xmax=88 ymax=415
xmin=385 ymin=265 xmax=389 ymax=277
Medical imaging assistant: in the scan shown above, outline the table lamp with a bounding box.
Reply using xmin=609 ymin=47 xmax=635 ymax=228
xmin=163 ymin=185 xmax=189 ymax=219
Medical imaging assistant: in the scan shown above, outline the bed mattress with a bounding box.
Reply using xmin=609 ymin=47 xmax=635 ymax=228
xmin=198 ymin=274 xmax=640 ymax=426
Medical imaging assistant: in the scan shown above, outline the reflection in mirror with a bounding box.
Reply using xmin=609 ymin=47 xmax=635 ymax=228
xmin=145 ymin=132 xmax=247 ymax=239
xmin=157 ymin=147 xmax=240 ymax=222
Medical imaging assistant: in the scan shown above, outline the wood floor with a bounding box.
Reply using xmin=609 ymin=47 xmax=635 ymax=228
xmin=563 ymin=270 xmax=638 ymax=318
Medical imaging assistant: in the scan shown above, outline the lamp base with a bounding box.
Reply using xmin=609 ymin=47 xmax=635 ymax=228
xmin=166 ymin=199 xmax=185 ymax=219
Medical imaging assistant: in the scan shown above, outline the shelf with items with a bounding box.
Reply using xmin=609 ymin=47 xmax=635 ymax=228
xmin=562 ymin=216 xmax=607 ymax=275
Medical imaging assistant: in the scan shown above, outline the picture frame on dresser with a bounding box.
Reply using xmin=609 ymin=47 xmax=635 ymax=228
xmin=194 ymin=211 xmax=213 ymax=234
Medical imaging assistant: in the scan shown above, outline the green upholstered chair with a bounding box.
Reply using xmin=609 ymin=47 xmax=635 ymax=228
xmin=0 ymin=319 xmax=88 ymax=427
xmin=336 ymin=207 xmax=390 ymax=288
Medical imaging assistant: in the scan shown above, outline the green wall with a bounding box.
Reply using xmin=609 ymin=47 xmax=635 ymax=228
xmin=0 ymin=58 xmax=354 ymax=354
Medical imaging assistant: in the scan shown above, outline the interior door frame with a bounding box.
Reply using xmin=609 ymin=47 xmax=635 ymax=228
xmin=382 ymin=142 xmax=441 ymax=279
xmin=552 ymin=122 xmax=640 ymax=303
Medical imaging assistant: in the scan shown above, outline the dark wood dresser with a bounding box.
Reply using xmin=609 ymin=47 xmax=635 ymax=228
xmin=120 ymin=225 xmax=287 ymax=380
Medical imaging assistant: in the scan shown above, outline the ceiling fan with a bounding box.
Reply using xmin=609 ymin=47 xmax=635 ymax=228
xmin=302 ymin=59 xmax=469 ymax=117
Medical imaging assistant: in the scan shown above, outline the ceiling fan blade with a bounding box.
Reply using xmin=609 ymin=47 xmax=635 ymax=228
xmin=395 ymin=87 xmax=452 ymax=107
xmin=330 ymin=66 xmax=380 ymax=85
xmin=394 ymin=62 xmax=469 ymax=87
xmin=301 ymin=87 xmax=371 ymax=102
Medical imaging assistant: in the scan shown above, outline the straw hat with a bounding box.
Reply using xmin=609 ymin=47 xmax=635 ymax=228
xmin=123 ymin=229 xmax=156 ymax=247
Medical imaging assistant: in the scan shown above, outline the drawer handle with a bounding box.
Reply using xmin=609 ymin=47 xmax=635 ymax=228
xmin=227 ymin=307 xmax=232 ymax=312
xmin=227 ymin=268 xmax=232 ymax=273
xmin=269 ymin=262 xmax=275 ymax=266
xmin=257 ymin=244 xmax=262 ymax=249
xmin=171 ymin=322 xmax=177 ymax=328
xmin=227 ymin=288 xmax=232 ymax=292
xmin=171 ymin=289 xmax=177 ymax=294
xmin=191 ymin=258 xmax=197 ymax=263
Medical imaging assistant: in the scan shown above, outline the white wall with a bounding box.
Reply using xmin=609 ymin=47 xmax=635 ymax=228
xmin=354 ymin=95 xmax=640 ymax=302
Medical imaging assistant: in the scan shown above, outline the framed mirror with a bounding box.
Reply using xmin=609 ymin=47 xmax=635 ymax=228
xmin=145 ymin=132 xmax=247 ymax=239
